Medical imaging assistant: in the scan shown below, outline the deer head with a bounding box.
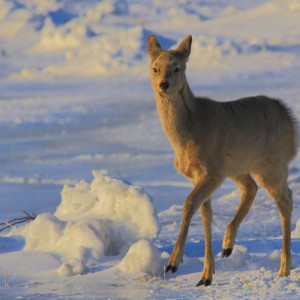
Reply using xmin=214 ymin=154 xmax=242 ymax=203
xmin=147 ymin=35 xmax=192 ymax=97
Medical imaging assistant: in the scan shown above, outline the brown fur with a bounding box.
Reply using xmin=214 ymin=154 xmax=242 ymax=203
xmin=147 ymin=34 xmax=298 ymax=286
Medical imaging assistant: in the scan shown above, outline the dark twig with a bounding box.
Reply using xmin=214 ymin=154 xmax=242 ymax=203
xmin=0 ymin=211 xmax=36 ymax=233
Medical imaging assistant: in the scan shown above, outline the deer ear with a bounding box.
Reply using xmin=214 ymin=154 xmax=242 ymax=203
xmin=147 ymin=34 xmax=162 ymax=61
xmin=177 ymin=35 xmax=192 ymax=61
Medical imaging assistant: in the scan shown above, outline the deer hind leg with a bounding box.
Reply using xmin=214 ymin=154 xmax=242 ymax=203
xmin=222 ymin=174 xmax=258 ymax=257
xmin=166 ymin=176 xmax=223 ymax=281
xmin=255 ymin=166 xmax=293 ymax=276
xmin=196 ymin=197 xmax=214 ymax=287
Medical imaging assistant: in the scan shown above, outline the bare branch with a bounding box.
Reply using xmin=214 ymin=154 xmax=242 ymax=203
xmin=0 ymin=212 xmax=36 ymax=233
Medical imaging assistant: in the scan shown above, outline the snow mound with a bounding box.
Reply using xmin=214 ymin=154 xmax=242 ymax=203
xmin=14 ymin=170 xmax=160 ymax=276
xmin=268 ymin=249 xmax=281 ymax=263
xmin=56 ymin=170 xmax=159 ymax=239
xmin=291 ymin=218 xmax=300 ymax=238
xmin=219 ymin=245 xmax=250 ymax=268
xmin=228 ymin=245 xmax=250 ymax=268
xmin=118 ymin=239 xmax=161 ymax=275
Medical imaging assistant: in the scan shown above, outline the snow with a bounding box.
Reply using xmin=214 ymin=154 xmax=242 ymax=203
xmin=0 ymin=0 xmax=300 ymax=299
xmin=118 ymin=239 xmax=161 ymax=275
xmin=218 ymin=245 xmax=250 ymax=268
xmin=10 ymin=171 xmax=159 ymax=277
xmin=292 ymin=218 xmax=300 ymax=238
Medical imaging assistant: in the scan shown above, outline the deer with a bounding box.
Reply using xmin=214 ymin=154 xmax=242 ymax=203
xmin=147 ymin=34 xmax=298 ymax=286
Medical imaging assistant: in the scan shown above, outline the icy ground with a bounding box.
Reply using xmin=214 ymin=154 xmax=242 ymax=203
xmin=1 ymin=0 xmax=300 ymax=299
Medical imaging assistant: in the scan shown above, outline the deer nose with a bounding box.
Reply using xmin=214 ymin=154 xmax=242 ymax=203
xmin=159 ymin=81 xmax=169 ymax=91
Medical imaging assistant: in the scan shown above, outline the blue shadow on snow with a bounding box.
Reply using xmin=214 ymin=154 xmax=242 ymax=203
xmin=161 ymin=238 xmax=300 ymax=257
xmin=0 ymin=236 xmax=25 ymax=254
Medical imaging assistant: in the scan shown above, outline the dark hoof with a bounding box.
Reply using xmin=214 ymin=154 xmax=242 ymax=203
xmin=196 ymin=279 xmax=212 ymax=287
xmin=165 ymin=264 xmax=177 ymax=273
xmin=222 ymin=248 xmax=233 ymax=258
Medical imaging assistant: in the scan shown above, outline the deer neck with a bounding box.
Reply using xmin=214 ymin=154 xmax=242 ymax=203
xmin=155 ymin=79 xmax=195 ymax=147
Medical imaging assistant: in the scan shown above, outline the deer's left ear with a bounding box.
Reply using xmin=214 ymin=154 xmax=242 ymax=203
xmin=147 ymin=34 xmax=163 ymax=61
xmin=177 ymin=35 xmax=192 ymax=61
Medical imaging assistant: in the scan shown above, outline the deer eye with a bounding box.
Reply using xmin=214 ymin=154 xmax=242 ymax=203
xmin=152 ymin=67 xmax=158 ymax=73
xmin=174 ymin=67 xmax=180 ymax=73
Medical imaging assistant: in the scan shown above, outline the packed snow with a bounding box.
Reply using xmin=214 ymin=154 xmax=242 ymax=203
xmin=118 ymin=239 xmax=161 ymax=275
xmin=11 ymin=171 xmax=160 ymax=277
xmin=0 ymin=0 xmax=300 ymax=299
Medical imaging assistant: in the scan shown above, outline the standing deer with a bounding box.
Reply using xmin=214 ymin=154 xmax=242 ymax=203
xmin=147 ymin=34 xmax=298 ymax=286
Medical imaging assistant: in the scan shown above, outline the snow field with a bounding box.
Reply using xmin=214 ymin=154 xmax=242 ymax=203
xmin=1 ymin=0 xmax=299 ymax=83
xmin=0 ymin=0 xmax=300 ymax=299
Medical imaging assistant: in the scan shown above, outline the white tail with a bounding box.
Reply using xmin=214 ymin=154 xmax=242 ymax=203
xmin=147 ymin=34 xmax=298 ymax=286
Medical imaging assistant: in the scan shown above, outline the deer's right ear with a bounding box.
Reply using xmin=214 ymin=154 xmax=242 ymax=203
xmin=147 ymin=35 xmax=162 ymax=61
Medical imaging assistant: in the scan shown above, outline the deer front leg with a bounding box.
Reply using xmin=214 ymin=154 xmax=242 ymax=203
xmin=196 ymin=198 xmax=214 ymax=286
xmin=166 ymin=177 xmax=222 ymax=279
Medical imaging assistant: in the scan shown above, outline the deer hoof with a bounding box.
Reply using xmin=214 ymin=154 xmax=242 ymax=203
xmin=196 ymin=279 xmax=212 ymax=287
xmin=222 ymin=248 xmax=233 ymax=258
xmin=165 ymin=264 xmax=178 ymax=273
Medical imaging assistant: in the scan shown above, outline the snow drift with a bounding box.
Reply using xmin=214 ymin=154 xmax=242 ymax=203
xmin=3 ymin=0 xmax=299 ymax=81
xmin=13 ymin=170 xmax=160 ymax=276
